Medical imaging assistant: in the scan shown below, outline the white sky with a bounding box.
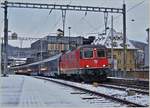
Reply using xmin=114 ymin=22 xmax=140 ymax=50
xmin=0 ymin=0 xmax=149 ymax=47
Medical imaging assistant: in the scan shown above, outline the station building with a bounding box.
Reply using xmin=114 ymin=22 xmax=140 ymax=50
xmin=129 ymin=40 xmax=147 ymax=69
xmin=31 ymin=35 xmax=83 ymax=61
xmin=93 ymin=29 xmax=137 ymax=71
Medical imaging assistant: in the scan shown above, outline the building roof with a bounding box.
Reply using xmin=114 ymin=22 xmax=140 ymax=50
xmin=77 ymin=44 xmax=106 ymax=49
xmin=129 ymin=40 xmax=147 ymax=50
xmin=92 ymin=29 xmax=137 ymax=50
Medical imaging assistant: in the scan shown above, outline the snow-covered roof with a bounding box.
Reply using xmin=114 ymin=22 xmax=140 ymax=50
xmin=92 ymin=29 xmax=136 ymax=50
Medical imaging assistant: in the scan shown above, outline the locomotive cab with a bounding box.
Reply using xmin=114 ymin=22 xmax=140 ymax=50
xmin=78 ymin=45 xmax=109 ymax=82
xmin=80 ymin=47 xmax=107 ymax=59
xmin=79 ymin=46 xmax=108 ymax=68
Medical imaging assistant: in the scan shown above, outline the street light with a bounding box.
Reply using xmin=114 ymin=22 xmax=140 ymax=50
xmin=11 ymin=32 xmax=18 ymax=40
xmin=68 ymin=27 xmax=71 ymax=50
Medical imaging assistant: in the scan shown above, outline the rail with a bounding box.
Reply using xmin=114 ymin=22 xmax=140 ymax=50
xmin=34 ymin=76 xmax=148 ymax=107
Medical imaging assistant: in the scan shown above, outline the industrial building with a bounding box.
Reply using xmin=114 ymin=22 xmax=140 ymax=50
xmin=31 ymin=35 xmax=83 ymax=61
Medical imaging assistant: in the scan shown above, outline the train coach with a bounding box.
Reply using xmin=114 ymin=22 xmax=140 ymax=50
xmin=12 ymin=53 xmax=61 ymax=76
xmin=12 ymin=45 xmax=110 ymax=82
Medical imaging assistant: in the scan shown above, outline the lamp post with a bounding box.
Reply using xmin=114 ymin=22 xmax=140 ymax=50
xmin=146 ymin=28 xmax=149 ymax=44
xmin=68 ymin=27 xmax=71 ymax=50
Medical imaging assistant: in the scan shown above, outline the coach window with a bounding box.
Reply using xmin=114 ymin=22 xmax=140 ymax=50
xmin=83 ymin=48 xmax=93 ymax=58
xmin=97 ymin=49 xmax=105 ymax=57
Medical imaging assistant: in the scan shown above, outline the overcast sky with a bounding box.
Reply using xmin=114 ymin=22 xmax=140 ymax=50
xmin=0 ymin=0 xmax=149 ymax=47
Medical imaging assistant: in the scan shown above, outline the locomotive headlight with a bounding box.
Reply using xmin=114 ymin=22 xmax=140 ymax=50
xmin=18 ymin=70 xmax=23 ymax=72
xmin=86 ymin=65 xmax=89 ymax=68
xmin=27 ymin=69 xmax=31 ymax=72
xmin=103 ymin=64 xmax=106 ymax=67
xmin=41 ymin=67 xmax=47 ymax=71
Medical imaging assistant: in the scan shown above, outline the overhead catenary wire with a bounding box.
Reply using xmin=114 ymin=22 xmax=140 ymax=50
xmin=71 ymin=0 xmax=107 ymax=35
xmin=89 ymin=0 xmax=146 ymax=33
xmin=28 ymin=0 xmax=73 ymax=36
xmin=77 ymin=11 xmax=98 ymax=35
xmin=1 ymin=1 xmax=144 ymax=38
xmin=25 ymin=0 xmax=57 ymax=36
xmin=49 ymin=16 xmax=62 ymax=34
xmin=68 ymin=0 xmax=73 ymax=5
xmin=33 ymin=13 xmax=51 ymax=36
xmin=127 ymin=0 xmax=145 ymax=12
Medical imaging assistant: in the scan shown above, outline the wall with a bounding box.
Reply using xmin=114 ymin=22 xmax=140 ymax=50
xmin=109 ymin=49 xmax=136 ymax=71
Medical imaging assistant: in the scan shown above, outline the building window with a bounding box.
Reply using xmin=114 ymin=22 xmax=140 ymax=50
xmin=130 ymin=60 xmax=132 ymax=64
xmin=118 ymin=51 xmax=121 ymax=56
xmin=51 ymin=44 xmax=53 ymax=50
xmin=113 ymin=55 xmax=116 ymax=59
xmin=113 ymin=42 xmax=118 ymax=47
xmin=118 ymin=59 xmax=121 ymax=64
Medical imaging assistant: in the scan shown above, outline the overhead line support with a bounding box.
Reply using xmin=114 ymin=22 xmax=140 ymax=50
xmin=1 ymin=2 xmax=123 ymax=13
xmin=123 ymin=3 xmax=126 ymax=75
xmin=2 ymin=1 xmax=8 ymax=76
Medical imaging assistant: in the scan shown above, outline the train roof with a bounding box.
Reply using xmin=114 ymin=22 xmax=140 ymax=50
xmin=11 ymin=53 xmax=62 ymax=69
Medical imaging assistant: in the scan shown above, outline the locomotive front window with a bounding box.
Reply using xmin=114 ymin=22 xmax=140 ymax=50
xmin=97 ymin=49 xmax=105 ymax=57
xmin=83 ymin=48 xmax=93 ymax=58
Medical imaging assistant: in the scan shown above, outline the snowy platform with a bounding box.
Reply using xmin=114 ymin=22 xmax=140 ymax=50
xmin=0 ymin=75 xmax=123 ymax=108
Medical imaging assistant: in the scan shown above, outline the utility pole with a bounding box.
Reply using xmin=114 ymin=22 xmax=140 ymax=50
xmin=39 ymin=39 xmax=43 ymax=75
xmin=123 ymin=3 xmax=127 ymax=77
xmin=111 ymin=16 xmax=114 ymax=71
xmin=2 ymin=1 xmax=8 ymax=77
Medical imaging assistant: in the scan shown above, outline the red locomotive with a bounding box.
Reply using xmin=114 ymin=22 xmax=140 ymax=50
xmin=59 ymin=45 xmax=109 ymax=82
xmin=12 ymin=45 xmax=109 ymax=82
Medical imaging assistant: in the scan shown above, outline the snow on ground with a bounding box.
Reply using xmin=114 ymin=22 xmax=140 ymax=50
xmin=47 ymin=77 xmax=149 ymax=106
xmin=0 ymin=75 xmax=125 ymax=108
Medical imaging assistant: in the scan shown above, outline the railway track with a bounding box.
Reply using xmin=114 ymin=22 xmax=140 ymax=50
xmin=34 ymin=76 xmax=149 ymax=107
xmin=98 ymin=83 xmax=149 ymax=95
xmin=107 ymin=77 xmax=149 ymax=90
xmin=106 ymin=83 xmax=148 ymax=90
